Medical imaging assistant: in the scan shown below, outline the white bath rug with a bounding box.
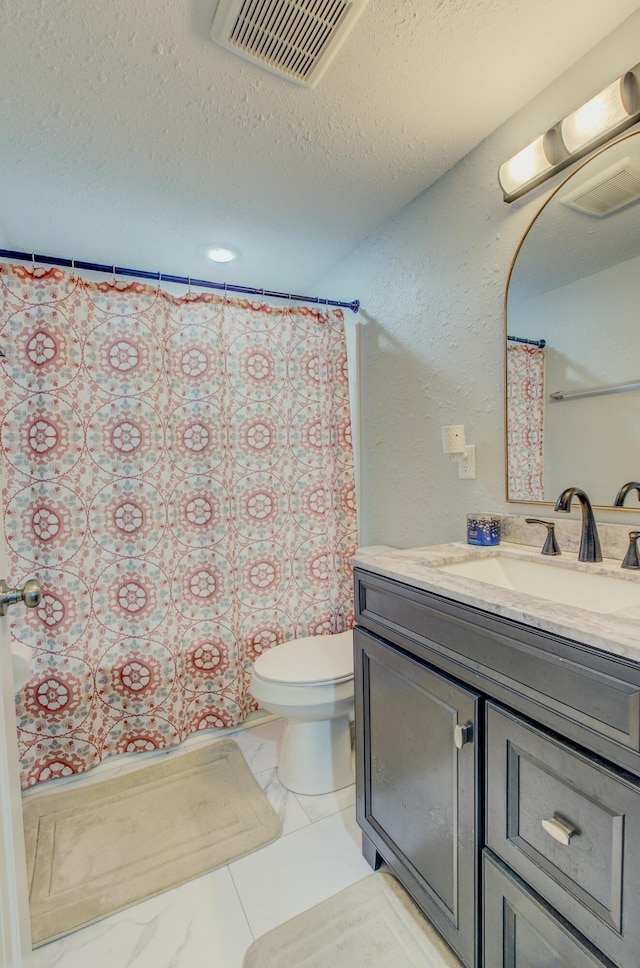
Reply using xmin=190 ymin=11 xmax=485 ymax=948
xmin=24 ymin=739 xmax=281 ymax=947
xmin=243 ymin=871 xmax=463 ymax=967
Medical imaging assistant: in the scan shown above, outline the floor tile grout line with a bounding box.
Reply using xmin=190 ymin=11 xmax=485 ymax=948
xmin=227 ymin=861 xmax=258 ymax=944
xmin=292 ymin=788 xmax=315 ymax=822
xmin=250 ymin=762 xmax=356 ymax=836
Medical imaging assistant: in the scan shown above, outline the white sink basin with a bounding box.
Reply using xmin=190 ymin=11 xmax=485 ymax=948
xmin=436 ymin=554 xmax=640 ymax=614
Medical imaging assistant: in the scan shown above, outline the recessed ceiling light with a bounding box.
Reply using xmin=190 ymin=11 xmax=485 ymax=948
xmin=205 ymin=245 xmax=239 ymax=263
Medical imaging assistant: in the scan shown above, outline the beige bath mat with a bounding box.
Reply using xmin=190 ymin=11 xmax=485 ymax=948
xmin=243 ymin=872 xmax=463 ymax=967
xmin=24 ymin=739 xmax=281 ymax=947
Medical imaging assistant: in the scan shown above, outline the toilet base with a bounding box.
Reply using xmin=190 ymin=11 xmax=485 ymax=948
xmin=277 ymin=714 xmax=353 ymax=795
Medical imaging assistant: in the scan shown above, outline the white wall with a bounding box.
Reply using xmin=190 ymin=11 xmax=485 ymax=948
xmin=318 ymin=12 xmax=640 ymax=549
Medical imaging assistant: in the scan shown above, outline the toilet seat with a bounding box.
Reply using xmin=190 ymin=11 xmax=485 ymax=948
xmin=252 ymin=631 xmax=353 ymax=686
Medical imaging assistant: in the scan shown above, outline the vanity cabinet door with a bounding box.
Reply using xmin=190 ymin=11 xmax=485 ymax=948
xmin=354 ymin=627 xmax=480 ymax=968
xmin=483 ymin=853 xmax=613 ymax=968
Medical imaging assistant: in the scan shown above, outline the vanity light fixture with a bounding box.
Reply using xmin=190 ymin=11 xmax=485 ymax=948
xmin=499 ymin=62 xmax=640 ymax=202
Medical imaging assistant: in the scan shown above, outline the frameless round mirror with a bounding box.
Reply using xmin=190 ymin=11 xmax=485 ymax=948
xmin=505 ymin=129 xmax=640 ymax=509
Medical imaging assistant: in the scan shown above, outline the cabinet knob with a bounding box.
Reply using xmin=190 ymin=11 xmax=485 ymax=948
xmin=541 ymin=815 xmax=578 ymax=846
xmin=454 ymin=723 xmax=473 ymax=749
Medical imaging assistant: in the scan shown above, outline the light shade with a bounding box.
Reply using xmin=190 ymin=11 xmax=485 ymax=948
xmin=498 ymin=134 xmax=554 ymax=198
xmin=560 ymin=77 xmax=632 ymax=154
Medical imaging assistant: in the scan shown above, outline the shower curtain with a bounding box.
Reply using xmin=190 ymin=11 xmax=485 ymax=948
xmin=0 ymin=264 xmax=357 ymax=787
xmin=506 ymin=344 xmax=545 ymax=501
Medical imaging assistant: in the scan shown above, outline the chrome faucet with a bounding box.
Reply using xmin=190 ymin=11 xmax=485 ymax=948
xmin=554 ymin=487 xmax=602 ymax=562
xmin=613 ymin=481 xmax=640 ymax=507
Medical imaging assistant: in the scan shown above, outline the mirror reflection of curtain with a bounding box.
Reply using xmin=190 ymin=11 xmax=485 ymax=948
xmin=506 ymin=345 xmax=545 ymax=501
xmin=0 ymin=263 xmax=357 ymax=788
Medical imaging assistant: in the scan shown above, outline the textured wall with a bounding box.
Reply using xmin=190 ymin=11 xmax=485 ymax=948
xmin=319 ymin=13 xmax=640 ymax=549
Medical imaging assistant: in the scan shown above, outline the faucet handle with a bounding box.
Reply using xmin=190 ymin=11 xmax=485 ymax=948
xmin=622 ymin=531 xmax=640 ymax=569
xmin=526 ymin=518 xmax=561 ymax=556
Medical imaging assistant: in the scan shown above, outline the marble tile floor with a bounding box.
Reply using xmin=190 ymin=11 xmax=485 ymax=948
xmin=25 ymin=716 xmax=459 ymax=968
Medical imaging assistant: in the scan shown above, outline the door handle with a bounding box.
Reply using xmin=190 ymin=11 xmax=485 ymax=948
xmin=0 ymin=579 xmax=42 ymax=616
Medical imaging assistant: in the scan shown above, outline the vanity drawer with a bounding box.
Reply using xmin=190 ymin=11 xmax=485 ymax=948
xmin=483 ymin=853 xmax=613 ymax=967
xmin=486 ymin=702 xmax=640 ymax=968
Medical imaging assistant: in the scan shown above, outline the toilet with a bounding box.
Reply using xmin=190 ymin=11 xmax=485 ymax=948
xmin=250 ymin=630 xmax=354 ymax=796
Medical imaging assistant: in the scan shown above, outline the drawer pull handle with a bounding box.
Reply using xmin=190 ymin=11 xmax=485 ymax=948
xmin=454 ymin=723 xmax=473 ymax=749
xmin=541 ymin=816 xmax=577 ymax=846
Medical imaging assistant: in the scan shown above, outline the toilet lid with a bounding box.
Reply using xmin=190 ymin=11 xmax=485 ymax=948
xmin=253 ymin=631 xmax=353 ymax=685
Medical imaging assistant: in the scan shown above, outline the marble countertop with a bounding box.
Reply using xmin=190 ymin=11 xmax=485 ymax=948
xmin=352 ymin=542 xmax=640 ymax=664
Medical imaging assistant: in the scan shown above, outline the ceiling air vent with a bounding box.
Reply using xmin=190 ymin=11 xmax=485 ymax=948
xmin=210 ymin=0 xmax=369 ymax=88
xmin=560 ymin=157 xmax=640 ymax=217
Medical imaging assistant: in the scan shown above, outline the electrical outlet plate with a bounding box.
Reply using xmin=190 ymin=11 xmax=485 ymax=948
xmin=458 ymin=445 xmax=476 ymax=479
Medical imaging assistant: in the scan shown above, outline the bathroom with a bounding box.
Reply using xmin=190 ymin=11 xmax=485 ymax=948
xmin=2 ymin=2 xmax=640 ymax=966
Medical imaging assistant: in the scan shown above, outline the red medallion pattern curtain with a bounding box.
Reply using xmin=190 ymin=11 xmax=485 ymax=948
xmin=506 ymin=344 xmax=545 ymax=502
xmin=0 ymin=264 xmax=356 ymax=787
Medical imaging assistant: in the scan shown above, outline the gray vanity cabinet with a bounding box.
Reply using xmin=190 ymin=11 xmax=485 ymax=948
xmin=354 ymin=627 xmax=480 ymax=968
xmin=353 ymin=567 xmax=640 ymax=968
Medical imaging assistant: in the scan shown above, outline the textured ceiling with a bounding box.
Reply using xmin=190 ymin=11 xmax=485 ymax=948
xmin=1 ymin=0 xmax=639 ymax=293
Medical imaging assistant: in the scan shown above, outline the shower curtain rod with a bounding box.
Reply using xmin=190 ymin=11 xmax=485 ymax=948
xmin=0 ymin=248 xmax=360 ymax=314
xmin=507 ymin=334 xmax=546 ymax=348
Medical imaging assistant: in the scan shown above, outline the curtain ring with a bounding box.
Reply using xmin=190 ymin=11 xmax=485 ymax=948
xmin=112 ymin=265 xmax=116 ymax=285
xmin=187 ymin=276 xmax=192 ymax=295
xmin=31 ymin=253 xmax=36 ymax=272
